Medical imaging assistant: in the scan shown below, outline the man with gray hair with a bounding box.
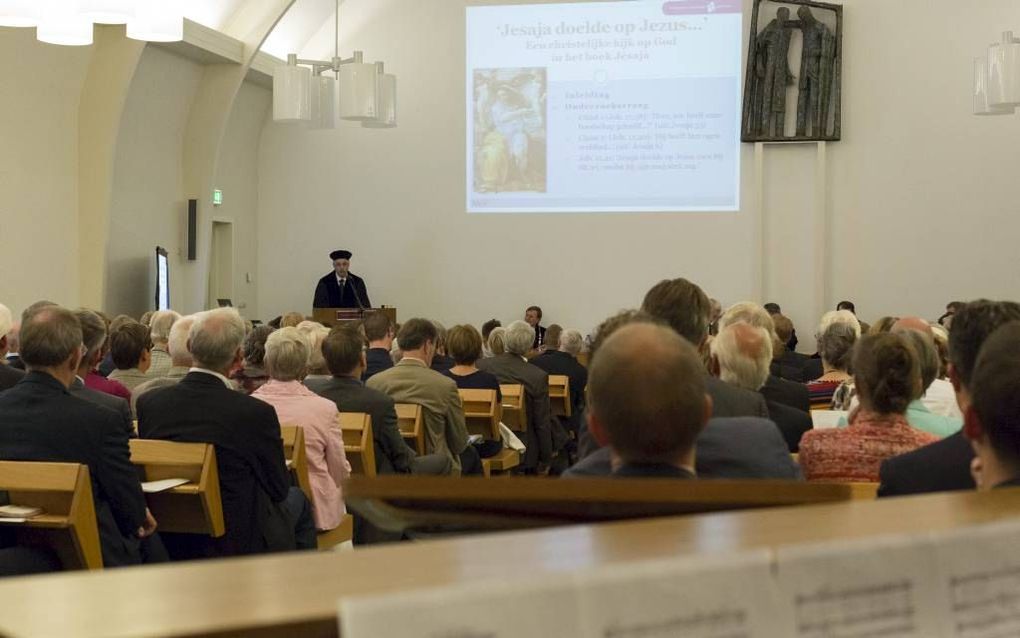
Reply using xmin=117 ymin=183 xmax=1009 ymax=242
xmin=0 ymin=305 xmax=158 ymax=566
xmin=712 ymin=323 xmax=812 ymax=453
xmin=131 ymin=314 xmax=196 ymax=411
xmin=69 ymin=309 xmax=134 ymax=435
xmin=0 ymin=303 xmax=24 ymax=391
xmin=478 ymin=320 xmax=555 ymax=472
xmin=532 ymin=327 xmax=588 ymax=435
xmin=138 ymin=308 xmax=316 ymax=558
xmin=147 ymin=310 xmax=180 ymax=378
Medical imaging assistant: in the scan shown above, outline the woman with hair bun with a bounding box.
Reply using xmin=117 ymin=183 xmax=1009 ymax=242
xmin=799 ymin=333 xmax=939 ymax=482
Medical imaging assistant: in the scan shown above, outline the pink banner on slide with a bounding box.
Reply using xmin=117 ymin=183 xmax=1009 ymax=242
xmin=662 ymin=0 xmax=742 ymax=14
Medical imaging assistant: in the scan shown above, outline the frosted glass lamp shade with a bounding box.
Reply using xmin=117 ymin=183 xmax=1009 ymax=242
xmin=975 ymin=57 xmax=1013 ymax=116
xmin=363 ymin=73 xmax=397 ymax=128
xmin=309 ymin=74 xmax=337 ymax=130
xmin=987 ymin=34 xmax=1020 ymax=107
xmin=81 ymin=0 xmax=135 ymax=24
xmin=339 ymin=62 xmax=379 ymax=121
xmin=0 ymin=0 xmax=40 ymax=27
xmin=273 ymin=64 xmax=312 ymax=122
xmin=37 ymin=9 xmax=93 ymax=46
xmin=126 ymin=0 xmax=183 ymax=42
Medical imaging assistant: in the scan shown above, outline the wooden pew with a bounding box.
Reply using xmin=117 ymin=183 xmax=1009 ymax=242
xmin=344 ymin=476 xmax=856 ymax=535
xmin=339 ymin=412 xmax=376 ymax=478
xmin=129 ymin=439 xmax=225 ymax=537
xmin=499 ymin=384 xmax=526 ymax=432
xmin=395 ymin=403 xmax=425 ymax=455
xmin=848 ymin=482 xmax=879 ymax=500
xmin=459 ymin=389 xmax=520 ymax=475
xmin=548 ymin=375 xmax=571 ymax=418
xmin=0 ymin=461 xmax=102 ymax=570
xmin=281 ymin=425 xmax=354 ymax=550
xmin=6 ymin=488 xmax=1020 ymax=637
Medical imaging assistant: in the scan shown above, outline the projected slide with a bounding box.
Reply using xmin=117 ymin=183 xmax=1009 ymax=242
xmin=467 ymin=0 xmax=741 ymax=213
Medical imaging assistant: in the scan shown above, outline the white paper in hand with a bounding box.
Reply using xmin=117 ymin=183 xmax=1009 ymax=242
xmin=340 ymin=574 xmax=581 ymax=638
xmin=775 ymin=533 xmax=946 ymax=638
xmin=576 ymin=550 xmax=787 ymax=638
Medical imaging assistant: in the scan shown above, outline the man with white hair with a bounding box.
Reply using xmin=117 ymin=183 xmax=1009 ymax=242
xmin=478 ymin=320 xmax=555 ymax=472
xmin=531 ymin=328 xmax=588 ymax=429
xmin=131 ymin=314 xmax=196 ymax=411
xmin=147 ymin=310 xmax=180 ymax=378
xmin=138 ymin=308 xmax=315 ymax=558
xmin=0 ymin=303 xmax=24 ymax=391
xmin=712 ymin=323 xmax=813 ymax=453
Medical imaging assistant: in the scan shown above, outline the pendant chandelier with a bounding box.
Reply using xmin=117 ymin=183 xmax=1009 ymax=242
xmin=0 ymin=0 xmax=183 ymax=47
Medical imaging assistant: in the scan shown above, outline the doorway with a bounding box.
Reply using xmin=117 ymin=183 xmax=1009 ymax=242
xmin=208 ymin=219 xmax=234 ymax=309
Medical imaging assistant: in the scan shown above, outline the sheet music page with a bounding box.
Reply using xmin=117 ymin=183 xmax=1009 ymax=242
xmin=575 ymin=550 xmax=789 ymax=638
xmin=340 ymin=575 xmax=582 ymax=638
xmin=775 ymin=534 xmax=947 ymax=638
xmin=932 ymin=519 xmax=1020 ymax=638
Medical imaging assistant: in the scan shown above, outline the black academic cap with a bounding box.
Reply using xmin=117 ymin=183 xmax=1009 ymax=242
xmin=330 ymin=250 xmax=352 ymax=261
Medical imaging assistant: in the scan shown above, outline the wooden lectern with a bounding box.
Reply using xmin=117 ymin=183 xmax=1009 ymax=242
xmin=312 ymin=307 xmax=397 ymax=328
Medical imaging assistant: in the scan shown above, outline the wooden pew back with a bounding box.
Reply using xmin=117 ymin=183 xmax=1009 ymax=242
xmin=280 ymin=425 xmax=313 ymax=504
xmin=394 ymin=403 xmax=425 ymax=454
xmin=0 ymin=461 xmax=102 ymax=570
xmin=548 ymin=375 xmax=571 ymax=418
xmin=499 ymin=384 xmax=526 ymax=432
xmin=339 ymin=413 xmax=376 ymax=478
xmin=459 ymin=389 xmax=501 ymax=440
xmin=129 ymin=439 xmax=225 ymax=537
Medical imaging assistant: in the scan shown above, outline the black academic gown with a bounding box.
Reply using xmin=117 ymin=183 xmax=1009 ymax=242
xmin=312 ymin=272 xmax=372 ymax=309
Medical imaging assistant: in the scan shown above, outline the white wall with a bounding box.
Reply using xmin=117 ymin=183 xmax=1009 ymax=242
xmin=106 ymin=45 xmax=270 ymax=318
xmin=256 ymin=0 xmax=1020 ymax=339
xmin=0 ymin=28 xmax=91 ymax=316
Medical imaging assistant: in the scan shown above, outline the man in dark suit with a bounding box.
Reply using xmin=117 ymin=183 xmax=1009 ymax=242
xmin=312 ymin=249 xmax=372 ymax=309
xmin=531 ymin=328 xmax=588 ymax=429
xmin=524 ymin=305 xmax=546 ymax=349
xmin=641 ymin=279 xmax=770 ymax=419
xmin=361 ymin=310 xmax=394 ymax=381
xmin=879 ymin=300 xmax=1020 ymax=497
xmin=0 ymin=305 xmax=159 ymax=566
xmin=315 ymin=326 xmax=450 ymax=475
xmin=713 ymin=323 xmax=812 ymax=453
xmin=137 ymin=308 xmax=315 ymax=558
xmin=478 ymin=320 xmax=556 ymax=472
xmin=582 ymin=322 xmax=709 ymax=479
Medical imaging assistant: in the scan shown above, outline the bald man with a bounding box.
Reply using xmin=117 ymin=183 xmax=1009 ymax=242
xmin=586 ymin=323 xmax=711 ymax=478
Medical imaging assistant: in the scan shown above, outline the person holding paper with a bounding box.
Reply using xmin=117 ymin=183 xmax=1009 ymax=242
xmin=962 ymin=321 xmax=1020 ymax=489
xmin=584 ymin=322 xmax=710 ymax=479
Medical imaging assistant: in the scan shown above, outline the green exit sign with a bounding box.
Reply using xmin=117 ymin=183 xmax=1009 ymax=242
xmin=212 ymin=189 xmax=223 ymax=206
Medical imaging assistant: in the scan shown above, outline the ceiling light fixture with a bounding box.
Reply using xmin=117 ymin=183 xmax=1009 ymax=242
xmin=0 ymin=0 xmax=182 ymax=46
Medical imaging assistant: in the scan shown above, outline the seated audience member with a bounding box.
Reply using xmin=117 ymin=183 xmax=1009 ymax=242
xmin=542 ymin=324 xmax=563 ymax=351
xmin=10 ymin=301 xmax=57 ymax=371
xmin=525 ymin=305 xmax=546 ymax=349
xmin=718 ymin=302 xmax=809 ymax=413
xmin=253 ymin=328 xmax=349 ymax=532
xmin=70 ymin=309 xmax=133 ymax=435
xmin=712 ymin=323 xmax=812 ymax=453
xmin=107 ymin=322 xmax=153 ymax=392
xmin=429 ymin=321 xmax=456 ymax=373
xmin=478 ymin=320 xmax=555 ymax=473
xmin=0 ymin=306 xmax=159 ymax=566
xmin=896 ymin=330 xmax=962 ymax=437
xmin=281 ymin=312 xmax=305 ymax=328
xmin=361 ymin=311 xmax=395 ymax=381
xmin=925 ymin=323 xmax=961 ymax=419
xmin=766 ymin=302 xmax=798 ymax=351
xmin=487 ymin=326 xmax=507 ymax=356
xmin=132 ymin=315 xmax=197 ymax=410
xmin=879 ymin=300 xmax=1020 ymax=496
xmin=146 ymin=310 xmax=180 ymax=378
xmin=84 ymin=322 xmax=132 ymax=401
xmin=480 ymin=319 xmax=501 ymax=358
xmin=297 ymin=321 xmax=331 ymax=387
xmin=442 ymin=325 xmax=502 ymax=400
xmin=314 ymin=327 xmax=450 ymax=475
xmin=640 ymin=278 xmax=769 ymax=419
xmin=139 ymin=310 xmax=154 ymax=327
xmin=368 ymin=319 xmax=478 ymax=475
xmin=566 ymin=310 xmax=799 ymax=480
xmin=806 ymin=310 xmax=859 ymax=409
xmin=771 ymin=313 xmax=809 ymax=382
xmin=586 ymin=323 xmax=710 ymax=478
xmin=963 ymin=322 xmax=1020 ymax=489
xmin=938 ymin=301 xmax=964 ymax=330
xmin=869 ymin=316 xmax=898 ymax=335
xmin=138 ymin=308 xmax=316 ymax=558
xmin=531 ymin=328 xmax=588 ymax=425
xmin=233 ymin=325 xmax=273 ymax=395
xmin=0 ymin=304 xmax=24 ymax=391
xmin=836 ymin=300 xmax=856 ymax=315
xmin=707 ymin=298 xmax=722 ymax=336
xmin=799 ymin=333 xmax=939 ymax=482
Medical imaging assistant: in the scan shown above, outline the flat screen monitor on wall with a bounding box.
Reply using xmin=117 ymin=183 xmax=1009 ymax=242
xmin=155 ymin=246 xmax=170 ymax=311
xmin=466 ymin=0 xmax=742 ymax=213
